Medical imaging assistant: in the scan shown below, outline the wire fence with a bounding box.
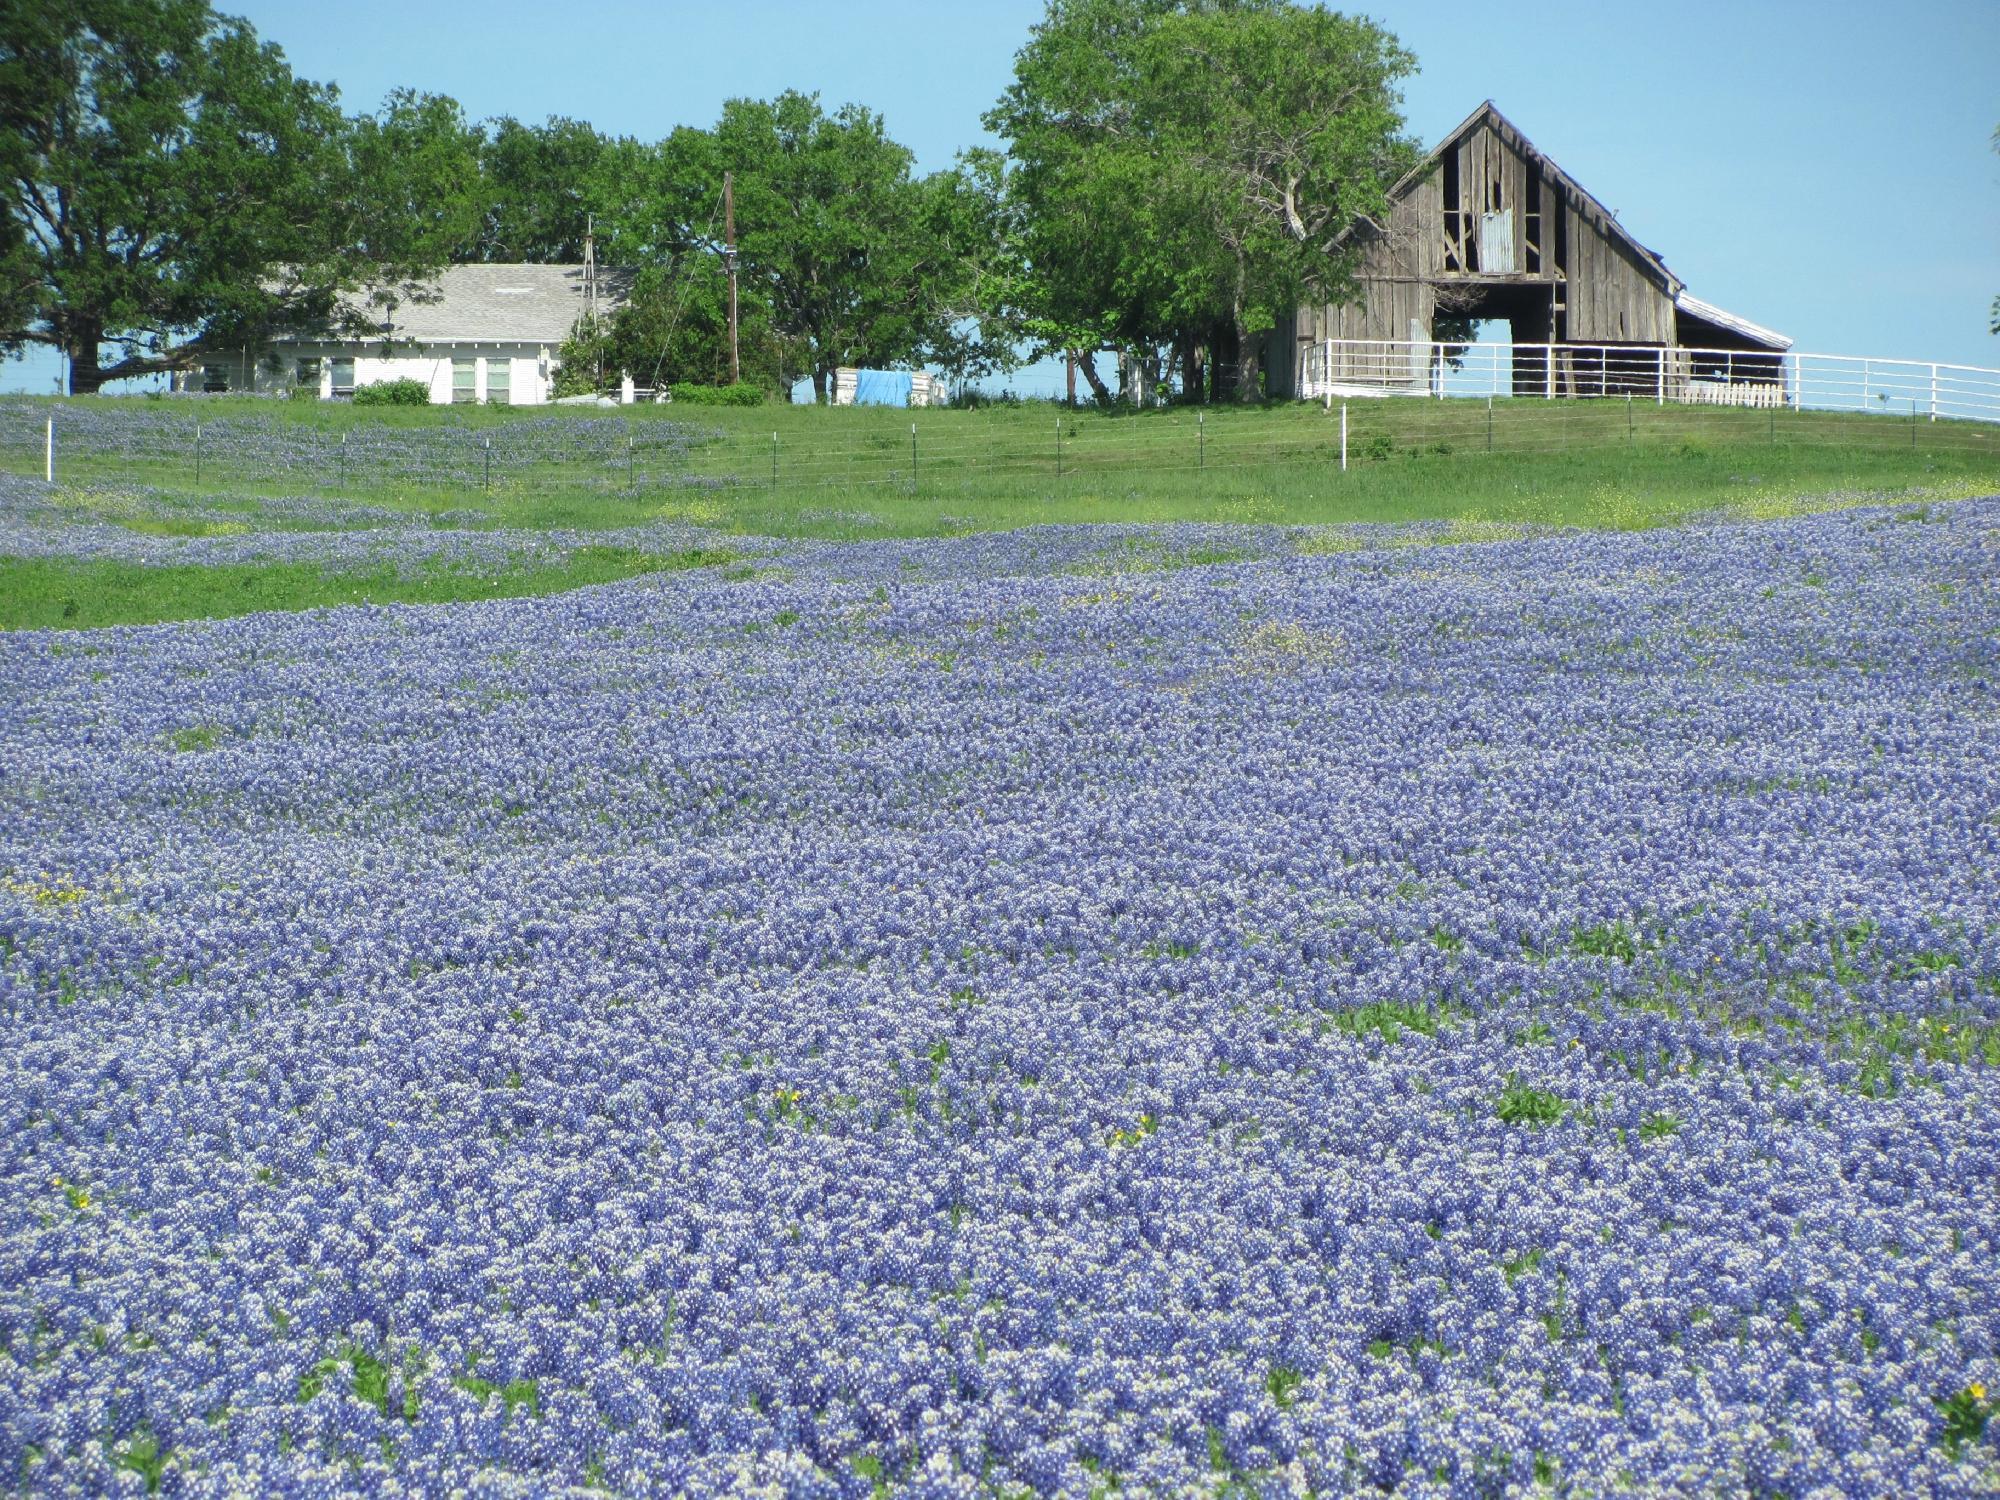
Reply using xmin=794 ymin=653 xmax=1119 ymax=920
xmin=3 ymin=384 xmax=1998 ymax=502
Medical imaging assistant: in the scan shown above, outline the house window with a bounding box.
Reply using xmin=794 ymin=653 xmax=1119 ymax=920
xmin=485 ymin=359 xmax=511 ymax=406
xmin=201 ymin=364 xmax=229 ymax=393
xmin=294 ymin=357 xmax=322 ymax=392
xmin=329 ymin=357 xmax=355 ymax=397
xmin=452 ymin=357 xmax=477 ymax=404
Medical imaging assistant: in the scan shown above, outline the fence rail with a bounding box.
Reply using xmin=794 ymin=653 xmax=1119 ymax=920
xmin=1299 ymin=340 xmax=2000 ymax=425
xmin=4 ymin=381 xmax=1998 ymax=503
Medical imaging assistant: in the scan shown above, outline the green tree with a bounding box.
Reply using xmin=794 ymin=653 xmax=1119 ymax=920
xmin=0 ymin=0 xmax=368 ymax=392
xmin=342 ymin=89 xmax=484 ymax=267
xmin=989 ymin=0 xmax=1417 ymax=401
xmin=715 ymin=92 xmax=949 ymax=402
xmin=471 ymin=115 xmax=611 ymax=262
xmin=0 ymin=3 xmax=477 ymax=393
xmin=910 ymin=148 xmax=1026 ymax=387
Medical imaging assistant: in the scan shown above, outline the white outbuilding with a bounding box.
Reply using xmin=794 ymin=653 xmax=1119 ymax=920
xmin=192 ymin=263 xmax=632 ymax=406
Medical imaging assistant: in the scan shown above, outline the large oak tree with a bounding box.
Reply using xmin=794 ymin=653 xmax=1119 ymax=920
xmin=989 ymin=0 xmax=1417 ymax=400
xmin=0 ymin=1 xmax=464 ymax=393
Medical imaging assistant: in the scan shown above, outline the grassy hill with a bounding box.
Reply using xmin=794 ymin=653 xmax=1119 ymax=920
xmin=2 ymin=393 xmax=1994 ymax=539
xmin=2 ymin=394 xmax=1995 ymax=629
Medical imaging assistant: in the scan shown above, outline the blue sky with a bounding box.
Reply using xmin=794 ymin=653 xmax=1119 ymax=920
xmin=8 ymin=0 xmax=1996 ymax=394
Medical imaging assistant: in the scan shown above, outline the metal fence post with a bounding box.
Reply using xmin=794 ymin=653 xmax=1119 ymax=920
xmin=1340 ymin=403 xmax=1348 ymax=472
xmin=194 ymin=421 xmax=201 ymax=488
xmin=483 ymin=435 xmax=491 ymax=492
xmin=771 ymin=432 xmax=777 ymax=490
xmin=911 ymin=422 xmax=918 ymax=487
xmin=1055 ymin=419 xmax=1062 ymax=481
xmin=1487 ymin=395 xmax=1493 ymax=453
xmin=1198 ymin=410 xmax=1204 ymax=471
xmin=44 ymin=414 xmax=53 ymax=483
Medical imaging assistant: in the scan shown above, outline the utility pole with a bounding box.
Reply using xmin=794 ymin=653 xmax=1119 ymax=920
xmin=583 ymin=215 xmax=601 ymax=389
xmin=724 ymin=171 xmax=740 ymax=386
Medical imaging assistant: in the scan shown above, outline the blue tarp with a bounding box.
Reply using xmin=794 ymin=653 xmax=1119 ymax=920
xmin=851 ymin=369 xmax=914 ymax=406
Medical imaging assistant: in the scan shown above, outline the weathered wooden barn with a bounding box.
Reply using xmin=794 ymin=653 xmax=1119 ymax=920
xmin=1266 ymin=102 xmax=1791 ymax=400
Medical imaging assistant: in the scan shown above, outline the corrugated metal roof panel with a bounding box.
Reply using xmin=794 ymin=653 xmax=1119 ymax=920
xmin=1674 ymin=293 xmax=1792 ymax=350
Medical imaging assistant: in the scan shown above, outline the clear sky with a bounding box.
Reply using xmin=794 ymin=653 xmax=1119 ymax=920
xmin=8 ymin=0 xmax=1997 ymax=394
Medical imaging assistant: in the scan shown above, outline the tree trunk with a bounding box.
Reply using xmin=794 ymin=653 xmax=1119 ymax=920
xmin=1210 ymin=323 xmax=1239 ymax=403
xmin=1234 ymin=312 xmax=1261 ymax=404
xmin=811 ymin=365 xmax=829 ymax=404
xmin=1179 ymin=338 xmax=1203 ymax=404
xmin=67 ymin=324 xmax=105 ymax=396
xmin=1070 ymin=348 xmax=1113 ymax=405
xmin=1230 ymin=260 xmax=1260 ymax=403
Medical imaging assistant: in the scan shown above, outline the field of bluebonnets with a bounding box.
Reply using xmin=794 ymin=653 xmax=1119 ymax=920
xmin=0 ymin=399 xmax=723 ymax=494
xmin=3 ymin=476 xmax=1999 ymax=1497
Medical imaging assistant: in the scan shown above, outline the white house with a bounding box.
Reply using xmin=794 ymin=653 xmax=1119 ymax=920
xmin=190 ymin=263 xmax=632 ymax=405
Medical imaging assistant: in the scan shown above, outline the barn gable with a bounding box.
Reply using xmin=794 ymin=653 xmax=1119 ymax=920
xmin=1270 ymin=102 xmax=1777 ymax=397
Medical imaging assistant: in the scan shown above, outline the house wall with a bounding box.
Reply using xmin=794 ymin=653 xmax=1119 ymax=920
xmin=245 ymin=343 xmax=559 ymax=405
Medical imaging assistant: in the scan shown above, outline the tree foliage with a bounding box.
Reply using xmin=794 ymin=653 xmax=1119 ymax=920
xmin=470 ymin=116 xmax=611 ymax=263
xmin=3 ymin=0 xmax=1416 ymax=403
xmin=988 ymin=0 xmax=1417 ymax=399
xmin=2 ymin=0 xmax=347 ymax=391
xmin=554 ymin=94 xmax=1009 ymax=399
xmin=0 ymin=1 xmax=479 ymax=393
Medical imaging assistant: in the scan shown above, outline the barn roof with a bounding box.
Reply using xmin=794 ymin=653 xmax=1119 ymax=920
xmin=280 ymin=263 xmax=634 ymax=346
xmin=1397 ymin=101 xmax=1685 ymax=298
xmin=1673 ymin=293 xmax=1793 ymax=350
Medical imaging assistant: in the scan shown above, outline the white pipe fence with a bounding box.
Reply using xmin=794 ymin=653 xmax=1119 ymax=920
xmin=1299 ymin=340 xmax=2000 ymax=425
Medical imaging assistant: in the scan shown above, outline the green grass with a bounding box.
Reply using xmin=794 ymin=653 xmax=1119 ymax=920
xmin=5 ymin=393 xmax=1994 ymax=541
xmin=0 ymin=545 xmax=738 ymax=632
xmin=3 ymin=394 xmax=1995 ymax=629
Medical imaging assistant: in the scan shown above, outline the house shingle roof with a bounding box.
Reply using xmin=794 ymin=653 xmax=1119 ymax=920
xmin=305 ymin=263 xmax=635 ymax=346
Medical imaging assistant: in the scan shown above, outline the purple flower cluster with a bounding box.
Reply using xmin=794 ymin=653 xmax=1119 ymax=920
xmin=0 ymin=400 xmax=721 ymax=492
xmin=2 ymin=500 xmax=1998 ymax=1497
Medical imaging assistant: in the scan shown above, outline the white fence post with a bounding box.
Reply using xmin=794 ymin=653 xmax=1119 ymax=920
xmin=1791 ymin=355 xmax=1802 ymax=412
xmin=44 ymin=415 xmax=53 ymax=483
xmin=1657 ymin=347 xmax=1665 ymax=406
xmin=1930 ymin=364 xmax=1938 ymax=422
xmin=1545 ymin=343 xmax=1554 ymax=401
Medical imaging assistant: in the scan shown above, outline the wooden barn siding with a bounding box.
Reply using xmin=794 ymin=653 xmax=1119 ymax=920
xmin=1453 ymin=125 xmax=1532 ymax=271
xmin=1288 ymin=113 xmax=1679 ymax=393
xmin=1563 ymin=200 xmax=1674 ymax=343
